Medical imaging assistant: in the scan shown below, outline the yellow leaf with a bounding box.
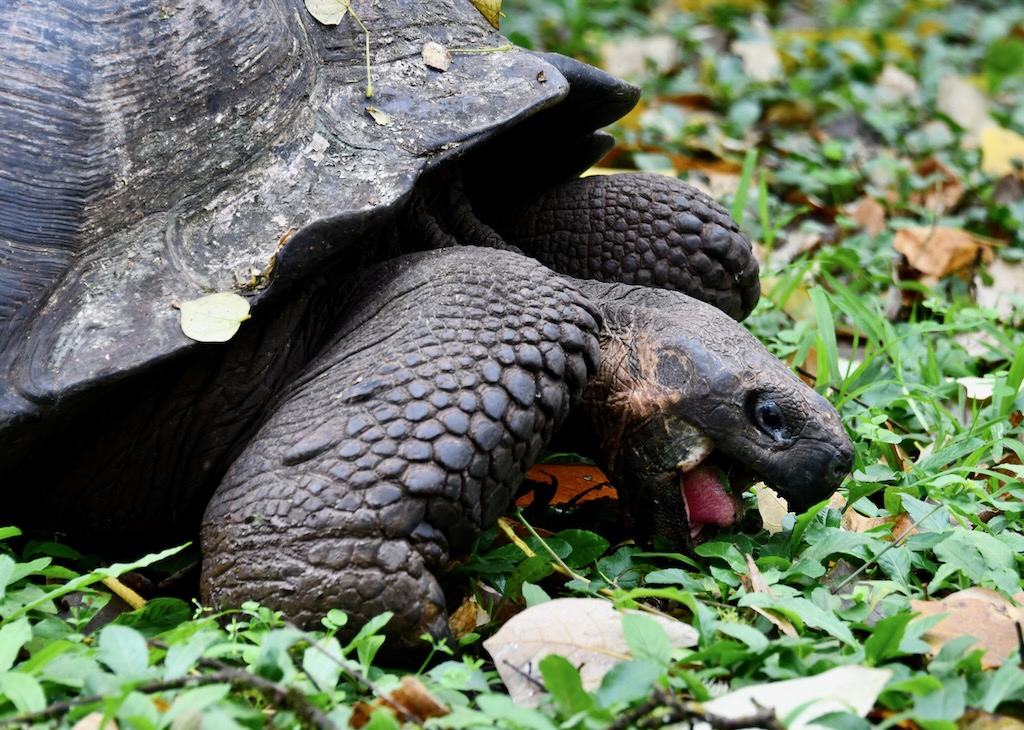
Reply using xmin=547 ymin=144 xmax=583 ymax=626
xmin=365 ymin=106 xmax=392 ymax=126
xmin=981 ymin=125 xmax=1024 ymax=178
xmin=470 ymin=0 xmax=501 ymax=29
xmin=179 ymin=292 xmax=251 ymax=343
xmin=304 ymin=0 xmax=348 ymax=26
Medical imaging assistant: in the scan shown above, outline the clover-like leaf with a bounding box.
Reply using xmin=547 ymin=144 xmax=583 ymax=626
xmin=179 ymin=292 xmax=251 ymax=343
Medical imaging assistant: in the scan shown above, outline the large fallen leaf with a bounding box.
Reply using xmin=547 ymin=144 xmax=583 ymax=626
xmin=179 ymin=292 xmax=251 ymax=343
xmin=893 ymin=226 xmax=992 ymax=280
xmin=484 ymin=598 xmax=697 ymax=707
xmin=700 ymin=665 xmax=891 ymax=729
xmin=911 ymin=587 xmax=1024 ymax=668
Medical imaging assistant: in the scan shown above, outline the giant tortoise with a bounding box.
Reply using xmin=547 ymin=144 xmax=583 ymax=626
xmin=0 ymin=0 xmax=853 ymax=648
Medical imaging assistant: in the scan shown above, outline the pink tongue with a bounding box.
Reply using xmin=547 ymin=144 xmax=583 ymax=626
xmin=681 ymin=465 xmax=743 ymax=528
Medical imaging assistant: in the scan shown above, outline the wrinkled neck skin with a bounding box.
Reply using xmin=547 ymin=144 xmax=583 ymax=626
xmin=569 ymin=279 xmax=854 ymax=547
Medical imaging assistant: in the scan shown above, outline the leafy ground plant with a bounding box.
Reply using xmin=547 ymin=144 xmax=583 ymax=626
xmin=4 ymin=0 xmax=1024 ymax=727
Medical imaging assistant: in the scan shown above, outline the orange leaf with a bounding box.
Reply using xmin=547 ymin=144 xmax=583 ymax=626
xmin=519 ymin=464 xmax=617 ymax=507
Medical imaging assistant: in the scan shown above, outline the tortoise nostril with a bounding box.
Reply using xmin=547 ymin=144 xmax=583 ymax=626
xmin=829 ymin=448 xmax=854 ymax=484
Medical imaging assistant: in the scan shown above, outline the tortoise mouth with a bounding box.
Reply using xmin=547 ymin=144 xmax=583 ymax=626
xmin=679 ymin=451 xmax=753 ymax=544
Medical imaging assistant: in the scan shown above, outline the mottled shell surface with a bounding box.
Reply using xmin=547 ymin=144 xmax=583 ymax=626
xmin=0 ymin=0 xmax=567 ymax=428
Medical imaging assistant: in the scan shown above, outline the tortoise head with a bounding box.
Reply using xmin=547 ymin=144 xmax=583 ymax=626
xmin=582 ymin=287 xmax=853 ymax=547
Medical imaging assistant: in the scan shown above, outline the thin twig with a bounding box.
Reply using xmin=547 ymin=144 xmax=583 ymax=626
xmin=830 ymin=502 xmax=942 ymax=593
xmin=605 ymin=685 xmax=784 ymax=730
xmin=5 ymin=668 xmax=336 ymax=730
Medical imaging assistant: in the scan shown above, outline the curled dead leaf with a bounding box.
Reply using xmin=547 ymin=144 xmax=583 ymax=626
xmin=448 ymin=595 xmax=488 ymax=641
xmin=365 ymin=106 xmax=392 ymax=126
xmin=421 ymin=41 xmax=451 ymax=72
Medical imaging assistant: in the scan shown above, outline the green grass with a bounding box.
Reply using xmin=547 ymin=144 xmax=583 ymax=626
xmin=3 ymin=0 xmax=1024 ymax=727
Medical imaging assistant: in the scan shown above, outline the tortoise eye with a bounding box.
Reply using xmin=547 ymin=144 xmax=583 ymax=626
xmin=751 ymin=395 xmax=792 ymax=442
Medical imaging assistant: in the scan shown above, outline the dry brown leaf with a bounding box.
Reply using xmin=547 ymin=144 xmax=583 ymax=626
xmin=348 ymin=702 xmax=373 ymax=729
xmin=387 ymin=677 xmax=449 ymax=722
xmin=828 ymin=492 xmax=912 ymax=539
xmin=911 ymin=587 xmax=1024 ymax=668
xmin=742 ymin=553 xmax=774 ymax=594
xmin=909 ymin=157 xmax=965 ymax=212
xmin=745 ymin=598 xmax=798 ymax=637
xmin=847 ymin=196 xmax=887 ymax=237
xmin=959 ymin=707 xmax=1024 ymax=730
xmin=421 ymin=41 xmax=451 ymax=72
xmin=350 ymin=677 xmax=449 ymax=728
xmin=893 ymin=226 xmax=993 ymax=280
xmin=448 ymin=595 xmax=489 ymax=640
xmin=483 ymin=598 xmax=697 ymax=707
xmin=741 ymin=548 xmax=802 ymax=634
